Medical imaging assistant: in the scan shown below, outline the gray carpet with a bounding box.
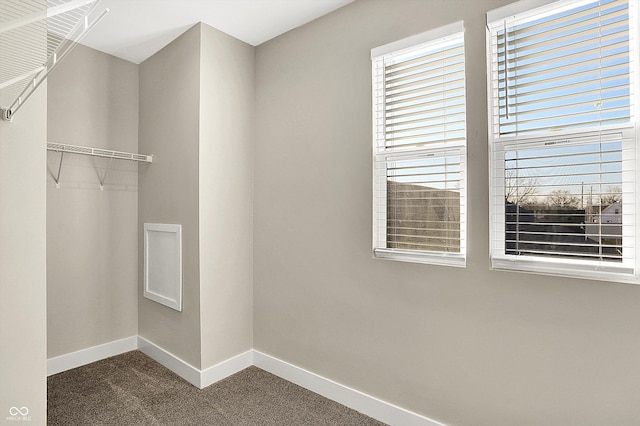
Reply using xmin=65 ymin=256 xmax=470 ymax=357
xmin=47 ymin=350 xmax=387 ymax=425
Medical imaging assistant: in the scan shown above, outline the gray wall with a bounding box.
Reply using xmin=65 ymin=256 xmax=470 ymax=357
xmin=199 ymin=24 xmax=254 ymax=368
xmin=47 ymin=44 xmax=139 ymax=358
xmin=0 ymin=88 xmax=47 ymax=424
xmin=138 ymin=25 xmax=202 ymax=368
xmin=254 ymin=1 xmax=640 ymax=425
xmin=138 ymin=23 xmax=255 ymax=370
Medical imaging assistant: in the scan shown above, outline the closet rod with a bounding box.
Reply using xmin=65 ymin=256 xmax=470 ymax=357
xmin=47 ymin=142 xmax=153 ymax=163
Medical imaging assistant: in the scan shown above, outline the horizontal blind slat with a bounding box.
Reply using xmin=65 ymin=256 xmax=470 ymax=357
xmin=498 ymin=63 xmax=629 ymax=99
xmin=386 ymin=70 xmax=465 ymax=95
xmin=385 ymin=45 xmax=464 ymax=73
xmin=387 ymin=92 xmax=465 ymax=112
xmin=387 ymin=84 xmax=465 ymax=103
xmin=500 ymin=42 xmax=628 ymax=79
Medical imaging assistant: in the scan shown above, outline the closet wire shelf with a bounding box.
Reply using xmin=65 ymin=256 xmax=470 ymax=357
xmin=47 ymin=142 xmax=153 ymax=163
xmin=47 ymin=142 xmax=153 ymax=189
xmin=1 ymin=0 xmax=109 ymax=121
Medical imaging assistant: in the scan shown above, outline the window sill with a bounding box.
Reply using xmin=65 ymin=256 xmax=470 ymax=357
xmin=374 ymin=248 xmax=466 ymax=267
xmin=491 ymin=255 xmax=637 ymax=284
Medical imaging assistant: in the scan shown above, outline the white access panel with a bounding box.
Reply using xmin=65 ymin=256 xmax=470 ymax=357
xmin=144 ymin=223 xmax=182 ymax=311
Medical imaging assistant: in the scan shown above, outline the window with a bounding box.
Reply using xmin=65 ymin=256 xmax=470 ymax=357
xmin=372 ymin=22 xmax=466 ymax=266
xmin=487 ymin=0 xmax=639 ymax=280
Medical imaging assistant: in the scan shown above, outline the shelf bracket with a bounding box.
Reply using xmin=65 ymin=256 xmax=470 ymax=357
xmin=95 ymin=156 xmax=114 ymax=190
xmin=51 ymin=151 xmax=64 ymax=189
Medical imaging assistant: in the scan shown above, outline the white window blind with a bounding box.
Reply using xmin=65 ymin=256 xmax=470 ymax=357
xmin=372 ymin=23 xmax=466 ymax=266
xmin=493 ymin=0 xmax=632 ymax=137
xmin=487 ymin=0 xmax=639 ymax=280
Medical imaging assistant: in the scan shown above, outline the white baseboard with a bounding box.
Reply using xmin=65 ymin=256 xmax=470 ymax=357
xmin=48 ymin=338 xmax=444 ymax=425
xmin=47 ymin=336 xmax=138 ymax=376
xmin=200 ymin=349 xmax=253 ymax=388
xmin=137 ymin=336 xmax=202 ymax=387
xmin=253 ymin=350 xmax=445 ymax=426
xmin=137 ymin=336 xmax=253 ymax=389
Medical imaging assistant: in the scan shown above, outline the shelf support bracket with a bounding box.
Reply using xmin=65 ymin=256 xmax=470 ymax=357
xmin=52 ymin=152 xmax=64 ymax=188
xmin=95 ymin=156 xmax=114 ymax=190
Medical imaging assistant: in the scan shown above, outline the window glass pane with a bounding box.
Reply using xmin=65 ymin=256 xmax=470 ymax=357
xmin=387 ymin=154 xmax=462 ymax=253
xmin=504 ymin=140 xmax=623 ymax=262
xmin=384 ymin=41 xmax=465 ymax=149
xmin=496 ymin=0 xmax=631 ymax=137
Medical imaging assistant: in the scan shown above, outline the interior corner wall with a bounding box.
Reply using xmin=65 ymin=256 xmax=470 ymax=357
xmin=199 ymin=23 xmax=255 ymax=369
xmin=46 ymin=44 xmax=139 ymax=358
xmin=138 ymin=25 xmax=202 ymax=368
xmin=0 ymin=87 xmax=47 ymax=423
xmin=253 ymin=1 xmax=640 ymax=425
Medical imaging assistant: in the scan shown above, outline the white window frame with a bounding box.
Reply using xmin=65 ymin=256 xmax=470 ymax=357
xmin=486 ymin=0 xmax=640 ymax=282
xmin=372 ymin=21 xmax=467 ymax=267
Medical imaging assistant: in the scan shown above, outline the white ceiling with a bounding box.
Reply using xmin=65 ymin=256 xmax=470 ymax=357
xmin=79 ymin=0 xmax=354 ymax=64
